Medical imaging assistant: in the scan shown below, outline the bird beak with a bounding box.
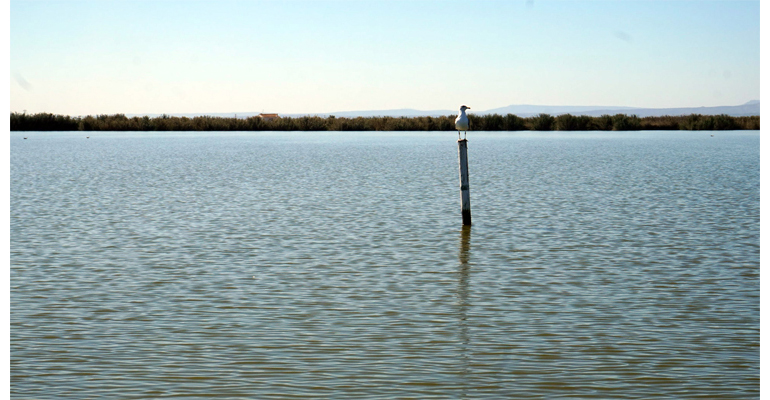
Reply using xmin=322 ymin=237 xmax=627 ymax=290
xmin=467 ymin=107 xmax=471 ymax=109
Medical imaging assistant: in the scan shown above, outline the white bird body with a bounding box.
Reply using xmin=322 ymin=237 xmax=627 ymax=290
xmin=455 ymin=105 xmax=470 ymax=139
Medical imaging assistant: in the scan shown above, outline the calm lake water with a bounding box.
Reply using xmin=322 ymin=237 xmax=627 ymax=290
xmin=11 ymin=131 xmax=759 ymax=399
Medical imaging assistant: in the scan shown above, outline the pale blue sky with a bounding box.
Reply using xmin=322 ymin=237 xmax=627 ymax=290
xmin=10 ymin=0 xmax=760 ymax=115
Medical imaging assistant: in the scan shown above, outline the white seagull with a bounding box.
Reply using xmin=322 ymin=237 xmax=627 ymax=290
xmin=455 ymin=105 xmax=470 ymax=139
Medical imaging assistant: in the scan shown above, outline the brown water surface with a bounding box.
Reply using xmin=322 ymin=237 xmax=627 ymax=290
xmin=11 ymin=131 xmax=759 ymax=398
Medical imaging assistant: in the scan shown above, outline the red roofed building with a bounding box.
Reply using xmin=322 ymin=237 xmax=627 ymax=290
xmin=258 ymin=113 xmax=280 ymax=121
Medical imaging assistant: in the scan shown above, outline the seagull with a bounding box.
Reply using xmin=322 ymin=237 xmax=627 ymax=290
xmin=455 ymin=105 xmax=470 ymax=139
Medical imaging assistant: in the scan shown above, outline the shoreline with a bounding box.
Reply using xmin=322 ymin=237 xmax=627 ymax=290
xmin=10 ymin=112 xmax=760 ymax=132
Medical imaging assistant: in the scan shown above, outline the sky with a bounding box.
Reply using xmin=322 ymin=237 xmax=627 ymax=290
xmin=9 ymin=0 xmax=761 ymax=115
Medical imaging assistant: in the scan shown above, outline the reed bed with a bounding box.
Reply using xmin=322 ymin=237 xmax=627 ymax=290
xmin=10 ymin=112 xmax=759 ymax=131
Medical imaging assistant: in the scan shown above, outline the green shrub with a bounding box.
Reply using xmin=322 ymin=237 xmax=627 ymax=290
xmin=9 ymin=112 xmax=760 ymax=132
xmin=591 ymin=115 xmax=614 ymax=131
xmin=554 ymin=114 xmax=591 ymax=131
xmin=531 ymin=113 xmax=555 ymax=131
xmin=503 ymin=114 xmax=526 ymax=130
xmin=611 ymin=114 xmax=641 ymax=131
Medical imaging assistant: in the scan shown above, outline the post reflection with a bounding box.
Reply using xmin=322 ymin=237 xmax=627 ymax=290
xmin=457 ymin=225 xmax=471 ymax=394
xmin=458 ymin=226 xmax=471 ymax=307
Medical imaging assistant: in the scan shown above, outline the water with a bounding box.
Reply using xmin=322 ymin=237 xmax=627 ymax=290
xmin=11 ymin=131 xmax=759 ymax=398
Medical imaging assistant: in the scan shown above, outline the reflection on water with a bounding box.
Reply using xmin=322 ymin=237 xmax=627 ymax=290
xmin=456 ymin=225 xmax=472 ymax=398
xmin=11 ymin=131 xmax=759 ymax=398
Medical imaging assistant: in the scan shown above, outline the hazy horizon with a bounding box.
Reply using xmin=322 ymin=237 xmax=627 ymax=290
xmin=11 ymin=0 xmax=760 ymax=115
xmin=10 ymin=99 xmax=761 ymax=118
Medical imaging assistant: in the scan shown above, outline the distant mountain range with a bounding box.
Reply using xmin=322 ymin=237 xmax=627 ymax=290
xmin=311 ymin=100 xmax=759 ymax=118
xmin=129 ymin=100 xmax=759 ymax=119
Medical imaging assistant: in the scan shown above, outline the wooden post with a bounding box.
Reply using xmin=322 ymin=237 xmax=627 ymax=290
xmin=458 ymin=139 xmax=471 ymax=225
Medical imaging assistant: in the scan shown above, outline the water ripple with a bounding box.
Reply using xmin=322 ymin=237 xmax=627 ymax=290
xmin=12 ymin=131 xmax=758 ymax=398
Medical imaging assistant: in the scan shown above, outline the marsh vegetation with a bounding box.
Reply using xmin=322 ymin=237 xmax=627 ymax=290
xmin=10 ymin=112 xmax=759 ymax=131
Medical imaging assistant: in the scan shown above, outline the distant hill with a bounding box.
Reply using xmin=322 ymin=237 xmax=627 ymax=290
xmin=126 ymin=112 xmax=262 ymax=119
xmin=285 ymin=109 xmax=456 ymax=118
xmin=567 ymin=101 xmax=760 ymax=118
xmin=482 ymin=104 xmax=634 ymax=116
xmin=127 ymin=100 xmax=759 ymax=119
xmin=293 ymin=100 xmax=760 ymax=118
